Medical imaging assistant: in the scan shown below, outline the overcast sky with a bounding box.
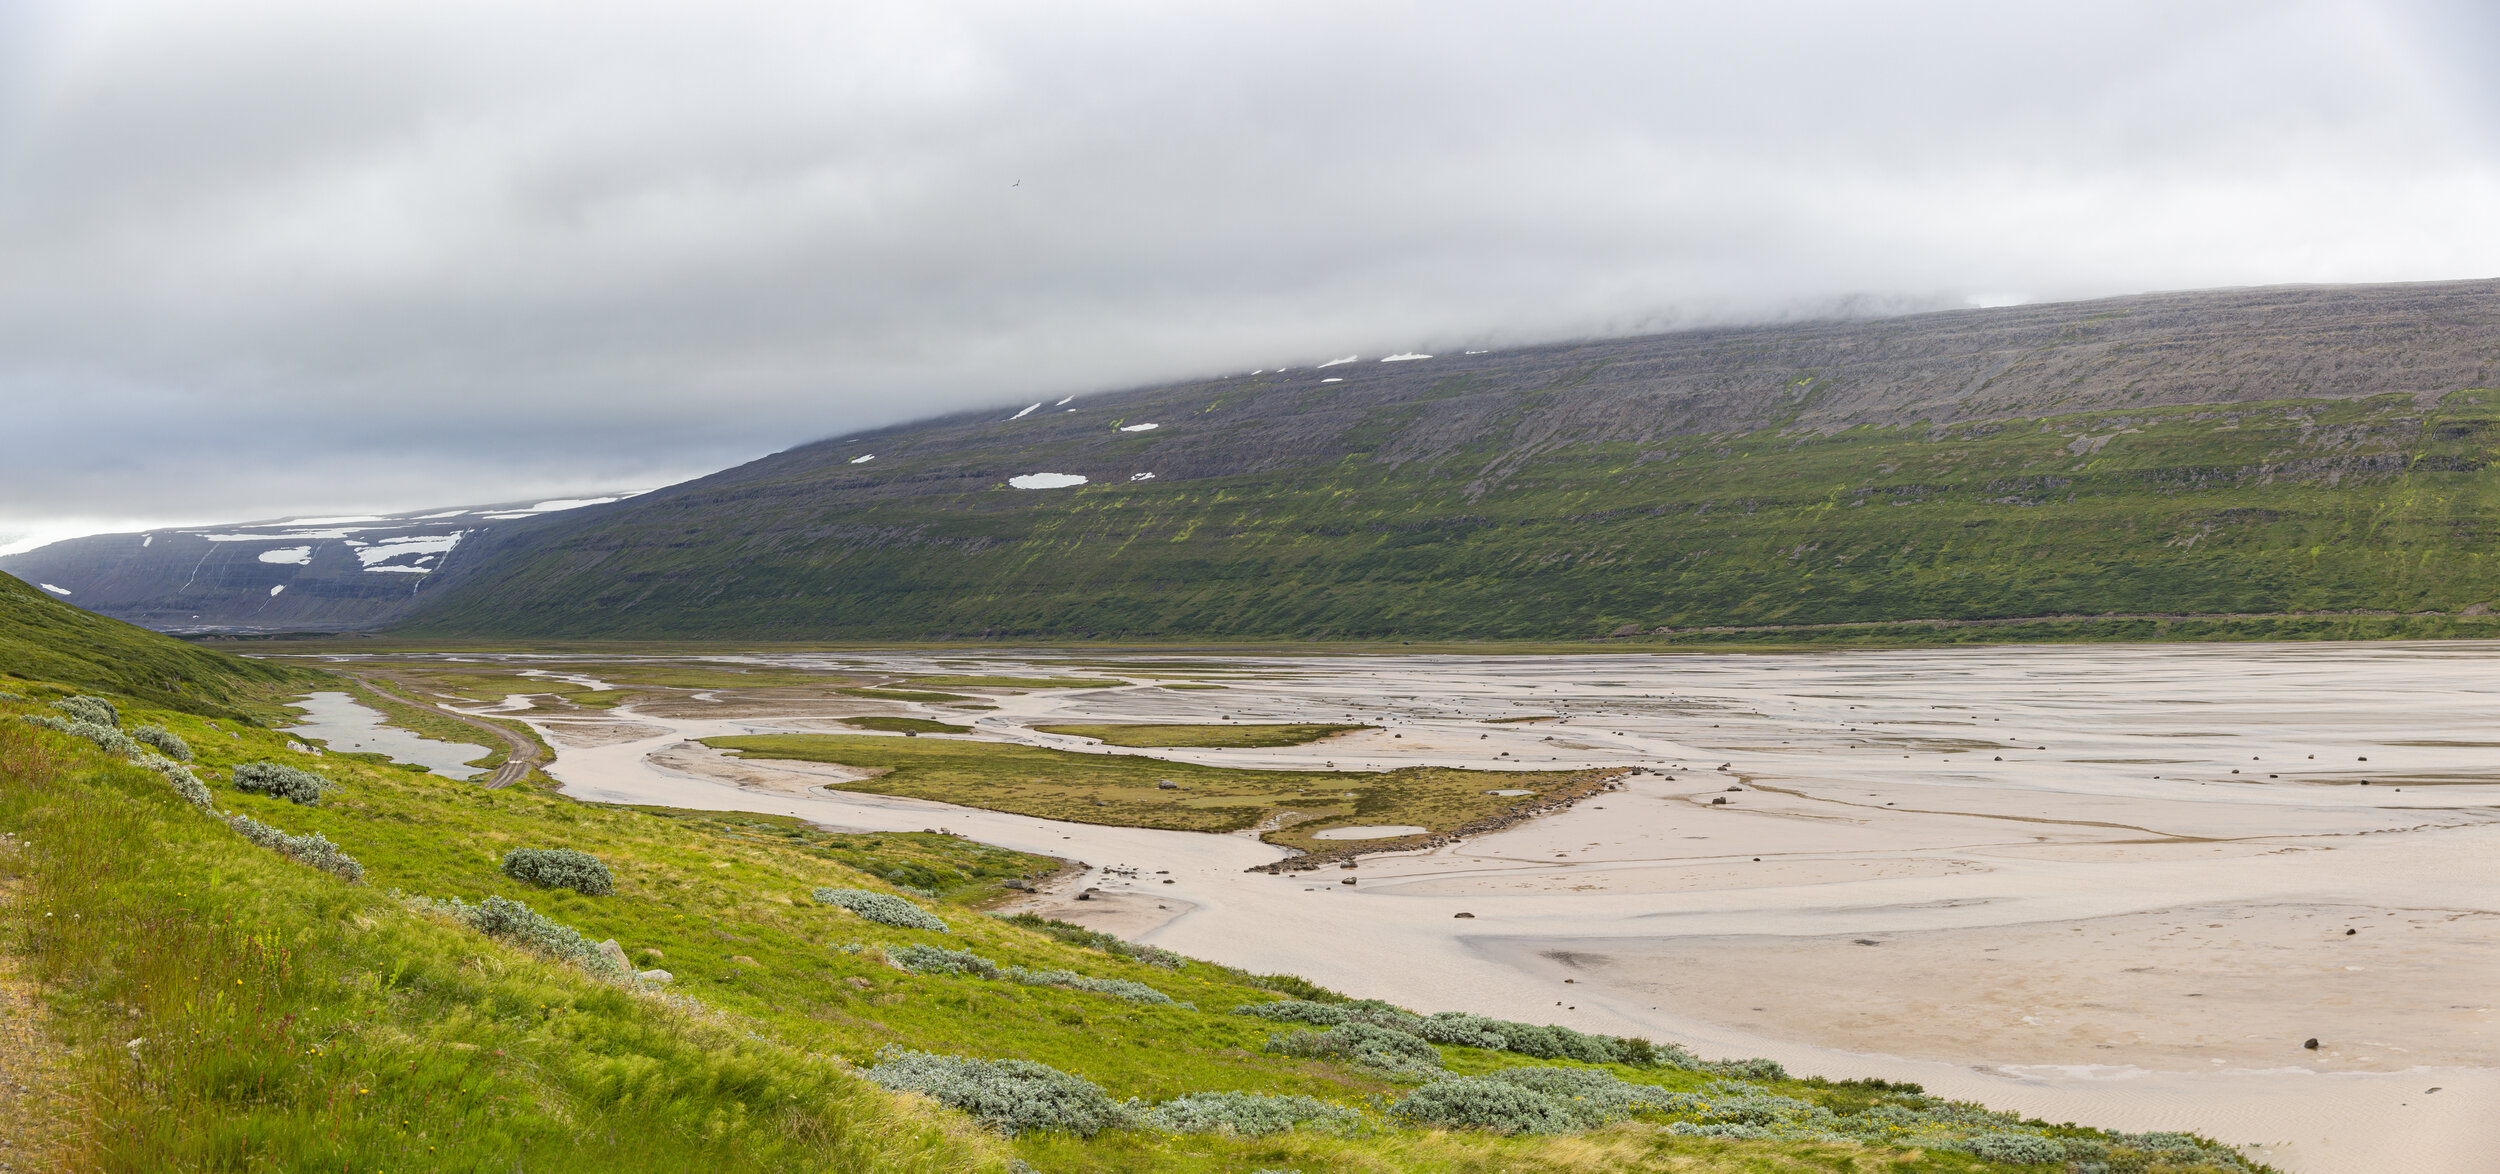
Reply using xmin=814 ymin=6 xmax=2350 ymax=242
xmin=2 ymin=0 xmax=2496 ymax=550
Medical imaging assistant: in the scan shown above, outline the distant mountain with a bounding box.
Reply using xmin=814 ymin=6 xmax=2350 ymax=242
xmin=385 ymin=279 xmax=2500 ymax=641
xmin=0 ymin=495 xmax=644 ymax=634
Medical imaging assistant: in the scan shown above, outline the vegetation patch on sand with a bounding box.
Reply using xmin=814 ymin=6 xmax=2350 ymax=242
xmin=903 ymin=675 xmax=1128 ymax=690
xmin=839 ymin=686 xmax=975 ymax=703
xmin=1031 ymin=722 xmax=1370 ymax=748
xmin=840 ymin=716 xmax=972 ymax=734
xmin=702 ymin=733 xmax=1599 ymax=840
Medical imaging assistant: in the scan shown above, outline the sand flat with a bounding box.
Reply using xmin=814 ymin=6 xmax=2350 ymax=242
xmin=323 ymin=640 xmax=2500 ymax=1173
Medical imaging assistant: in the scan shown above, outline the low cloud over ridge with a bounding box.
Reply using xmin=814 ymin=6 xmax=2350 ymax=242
xmin=2 ymin=0 xmax=2496 ymax=539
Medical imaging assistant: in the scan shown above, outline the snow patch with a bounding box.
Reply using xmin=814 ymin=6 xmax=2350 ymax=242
xmin=525 ymin=497 xmax=619 ymax=512
xmin=1130 ymin=472 xmax=1156 ymax=481
xmin=276 ymin=516 xmax=386 ymax=526
xmin=412 ymin=510 xmax=469 ymax=519
xmin=141 ymin=534 xmax=152 ymax=547
xmin=268 ymin=584 xmax=286 ymax=596
xmin=1009 ymin=473 xmax=1088 ymax=490
xmin=362 ymin=566 xmax=429 ymax=574
xmin=1320 ymin=377 xmax=1344 ymax=383
xmin=1318 ymin=355 xmax=1358 ymax=368
xmin=1464 ymin=349 xmax=1489 ymax=355
xmin=849 ymin=454 xmax=876 ymax=464
xmin=1054 ymin=396 xmax=1074 ymax=406
xmin=1380 ymin=352 xmax=1432 ymax=362
xmin=37 ymin=583 xmax=70 ymax=596
xmin=1118 ymin=422 xmax=1159 ymax=432
xmin=1009 ymin=403 xmax=1040 ymax=420
xmin=257 ymin=547 xmax=313 ymax=565
xmin=356 ymin=532 xmax=465 ymax=569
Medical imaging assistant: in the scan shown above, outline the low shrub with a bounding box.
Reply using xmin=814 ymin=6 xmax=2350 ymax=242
xmin=882 ymin=944 xmax=1182 ymax=1005
xmin=226 ymin=814 xmax=365 ymax=882
xmin=1388 ymin=1076 xmax=1576 ymax=1134
xmin=22 ymin=713 xmax=141 ymax=757
xmin=1953 ymin=1132 xmax=2068 ymax=1163
xmin=1415 ymin=1011 xmax=1510 ymax=1050
xmin=129 ymin=724 xmax=193 ymax=761
xmin=993 ymin=913 xmax=1183 ymax=968
xmin=1264 ymin=1022 xmax=1441 ymax=1076
xmin=1006 ymin=968 xmax=1179 ymax=1006
xmin=137 ymin=753 xmax=215 ymax=810
xmin=233 ymin=760 xmax=328 ymax=805
xmin=501 ymin=847 xmax=615 ymax=896
xmin=860 ymin=1048 xmax=1125 ymax=1137
xmin=1137 ymin=1091 xmax=1358 ymax=1136
xmin=51 ymin=695 xmax=118 ymax=727
xmin=1478 ymin=1066 xmax=1697 ymax=1128
xmin=1235 ymin=1000 xmax=1349 ymax=1027
xmin=813 ymin=887 xmax=949 ymax=932
xmin=1698 ymin=1056 xmax=1789 ymax=1081
xmin=887 ymin=943 xmax=998 ymax=976
xmin=412 ymin=894 xmax=628 ymax=978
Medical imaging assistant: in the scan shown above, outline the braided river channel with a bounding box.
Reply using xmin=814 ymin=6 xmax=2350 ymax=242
xmin=397 ymin=642 xmax=2500 ymax=1173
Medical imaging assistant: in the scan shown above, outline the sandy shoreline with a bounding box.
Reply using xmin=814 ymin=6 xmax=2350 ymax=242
xmin=395 ymin=641 xmax=2500 ymax=1173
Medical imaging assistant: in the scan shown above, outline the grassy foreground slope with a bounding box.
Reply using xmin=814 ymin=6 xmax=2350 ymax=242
xmin=0 ymin=596 xmax=2261 ymax=1170
xmin=0 ymin=572 xmax=313 ymax=719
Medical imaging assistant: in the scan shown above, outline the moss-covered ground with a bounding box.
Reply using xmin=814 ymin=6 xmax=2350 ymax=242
xmin=701 ymin=733 xmax=1586 ymax=838
xmin=1031 ymin=723 xmax=1371 ymax=748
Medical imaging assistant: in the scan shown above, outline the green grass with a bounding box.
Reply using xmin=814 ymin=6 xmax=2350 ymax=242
xmin=0 ymin=677 xmax=2265 ymax=1172
xmin=398 ymin=388 xmax=2500 ymax=643
xmin=904 ymin=676 xmax=1129 ymax=690
xmin=841 ymin=687 xmax=976 ymax=703
xmin=1483 ymin=715 xmax=1559 ymax=724
xmin=1032 ymin=723 xmax=1371 ymax=748
xmin=0 ymin=591 xmax=2266 ymax=1170
xmin=699 ymin=733 xmax=1585 ymax=838
xmin=841 ymin=716 xmax=974 ymax=734
xmin=0 ymin=572 xmax=316 ymax=721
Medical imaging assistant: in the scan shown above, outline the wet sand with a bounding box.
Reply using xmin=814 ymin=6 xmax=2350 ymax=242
xmin=372 ymin=642 xmax=2500 ymax=1173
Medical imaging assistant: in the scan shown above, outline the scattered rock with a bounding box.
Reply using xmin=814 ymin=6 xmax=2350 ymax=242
xmin=1853 ymin=939 xmax=1880 ymax=946
xmin=2303 ymin=1038 xmax=2320 ymax=1050
xmin=846 ymin=976 xmax=872 ymax=989
xmin=1724 ymin=785 xmax=1741 ymax=792
xmin=637 ymin=969 xmax=674 ymax=984
xmin=1002 ymin=878 xmax=1032 ymax=891
xmin=1710 ymin=796 xmax=1728 ymax=806
xmin=1340 ymin=877 xmax=1355 ymax=885
xmin=1156 ymin=780 xmax=1178 ymax=789
xmin=596 ymin=939 xmax=631 ymax=972
xmin=1453 ymin=912 xmax=1474 ymax=919
xmin=2346 ymin=928 xmax=2357 ymax=936
xmin=1161 ymin=879 xmax=1174 ymax=884
xmin=729 ymin=955 xmax=758 ymax=967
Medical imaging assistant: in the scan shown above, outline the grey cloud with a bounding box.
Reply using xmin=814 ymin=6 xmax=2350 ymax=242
xmin=2 ymin=0 xmax=2496 ymax=535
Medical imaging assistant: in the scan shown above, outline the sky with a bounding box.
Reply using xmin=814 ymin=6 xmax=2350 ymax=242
xmin=2 ymin=0 xmax=2496 ymax=551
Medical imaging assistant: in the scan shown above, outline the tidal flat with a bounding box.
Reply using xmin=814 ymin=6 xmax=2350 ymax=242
xmin=314 ymin=641 xmax=2500 ymax=1173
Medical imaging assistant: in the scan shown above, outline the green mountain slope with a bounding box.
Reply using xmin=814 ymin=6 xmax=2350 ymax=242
xmin=0 ymin=572 xmax=314 ymax=717
xmin=400 ymin=282 xmax=2500 ymax=644
xmin=383 ymin=279 xmax=2500 ymax=640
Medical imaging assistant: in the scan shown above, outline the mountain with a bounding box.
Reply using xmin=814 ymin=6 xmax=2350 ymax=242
xmin=385 ymin=279 xmax=2500 ymax=641
xmin=0 ymin=494 xmax=643 ymax=634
